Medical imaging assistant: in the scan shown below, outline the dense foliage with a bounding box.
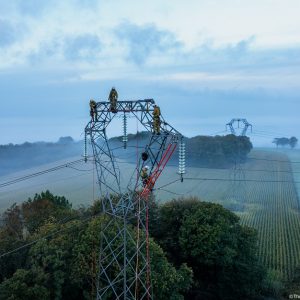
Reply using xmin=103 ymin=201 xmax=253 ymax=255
xmin=187 ymin=134 xmax=253 ymax=167
xmin=0 ymin=192 xmax=192 ymax=299
xmin=151 ymin=198 xmax=266 ymax=299
xmin=110 ymin=132 xmax=253 ymax=167
xmin=272 ymin=136 xmax=298 ymax=148
xmin=0 ymin=192 xmax=282 ymax=299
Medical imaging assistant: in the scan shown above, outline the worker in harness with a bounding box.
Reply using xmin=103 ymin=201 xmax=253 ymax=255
xmin=140 ymin=166 xmax=150 ymax=186
xmin=90 ymin=99 xmax=97 ymax=122
xmin=109 ymin=87 xmax=118 ymax=113
xmin=152 ymin=105 xmax=161 ymax=134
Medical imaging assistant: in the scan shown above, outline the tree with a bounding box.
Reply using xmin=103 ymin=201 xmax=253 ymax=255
xmin=57 ymin=136 xmax=74 ymax=144
xmin=23 ymin=190 xmax=73 ymax=233
xmin=0 ymin=268 xmax=49 ymax=300
xmin=27 ymin=190 xmax=72 ymax=209
xmin=289 ymin=136 xmax=298 ymax=149
xmin=27 ymin=220 xmax=84 ymax=300
xmin=273 ymin=137 xmax=298 ymax=149
xmin=284 ymin=266 xmax=300 ymax=297
xmin=0 ymin=212 xmax=192 ymax=300
xmin=261 ymin=269 xmax=284 ymax=298
xmin=273 ymin=137 xmax=290 ymax=147
xmin=187 ymin=134 xmax=253 ymax=167
xmin=0 ymin=191 xmax=75 ymax=283
xmin=71 ymin=216 xmax=193 ymax=300
xmin=0 ymin=226 xmax=27 ymax=282
xmin=152 ymin=197 xmax=266 ymax=299
xmin=0 ymin=204 xmax=30 ymax=282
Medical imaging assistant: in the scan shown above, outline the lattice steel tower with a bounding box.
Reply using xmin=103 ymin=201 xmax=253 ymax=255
xmin=85 ymin=97 xmax=184 ymax=299
xmin=226 ymin=118 xmax=252 ymax=136
xmin=226 ymin=118 xmax=252 ymax=205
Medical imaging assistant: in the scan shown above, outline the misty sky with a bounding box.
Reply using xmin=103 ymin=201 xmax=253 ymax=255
xmin=0 ymin=0 xmax=300 ymax=146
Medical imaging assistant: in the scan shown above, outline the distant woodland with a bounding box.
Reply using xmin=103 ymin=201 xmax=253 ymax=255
xmin=186 ymin=134 xmax=253 ymax=167
xmin=111 ymin=132 xmax=253 ymax=167
xmin=0 ymin=133 xmax=253 ymax=177
xmin=0 ymin=137 xmax=81 ymax=176
xmin=272 ymin=137 xmax=298 ymax=148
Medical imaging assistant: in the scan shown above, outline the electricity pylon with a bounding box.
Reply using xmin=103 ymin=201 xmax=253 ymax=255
xmin=84 ymin=98 xmax=185 ymax=299
xmin=226 ymin=118 xmax=252 ymax=208
xmin=226 ymin=118 xmax=252 ymax=136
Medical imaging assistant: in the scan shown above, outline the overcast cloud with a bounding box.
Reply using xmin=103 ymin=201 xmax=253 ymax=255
xmin=0 ymin=0 xmax=299 ymax=146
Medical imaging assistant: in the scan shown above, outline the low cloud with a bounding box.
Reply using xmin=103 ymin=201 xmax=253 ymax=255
xmin=223 ymin=36 xmax=255 ymax=59
xmin=63 ymin=34 xmax=102 ymax=61
xmin=14 ymin=0 xmax=56 ymax=16
xmin=0 ymin=19 xmax=18 ymax=47
xmin=115 ymin=21 xmax=182 ymax=65
xmin=26 ymin=34 xmax=102 ymax=65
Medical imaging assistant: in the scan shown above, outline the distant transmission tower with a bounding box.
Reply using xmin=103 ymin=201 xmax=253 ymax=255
xmin=85 ymin=98 xmax=184 ymax=299
xmin=226 ymin=118 xmax=252 ymax=136
xmin=226 ymin=118 xmax=252 ymax=207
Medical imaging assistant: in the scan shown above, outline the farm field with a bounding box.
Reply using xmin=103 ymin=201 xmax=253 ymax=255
xmin=0 ymin=149 xmax=300 ymax=279
xmin=237 ymin=150 xmax=300 ymax=280
xmin=157 ymin=149 xmax=300 ymax=280
xmin=277 ymin=148 xmax=300 ymax=201
xmin=0 ymin=155 xmax=138 ymax=212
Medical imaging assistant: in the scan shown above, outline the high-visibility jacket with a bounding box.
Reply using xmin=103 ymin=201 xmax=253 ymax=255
xmin=153 ymin=106 xmax=160 ymax=117
xmin=141 ymin=168 xmax=149 ymax=179
xmin=109 ymin=89 xmax=118 ymax=102
xmin=90 ymin=100 xmax=97 ymax=109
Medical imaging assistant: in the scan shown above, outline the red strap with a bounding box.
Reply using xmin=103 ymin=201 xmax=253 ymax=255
xmin=141 ymin=143 xmax=177 ymax=198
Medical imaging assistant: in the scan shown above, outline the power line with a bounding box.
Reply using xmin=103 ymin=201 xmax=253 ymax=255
xmin=0 ymin=213 xmax=77 ymax=258
xmin=184 ymin=149 xmax=280 ymax=162
xmin=0 ymin=156 xmax=297 ymax=192
xmin=247 ymin=157 xmax=300 ymax=164
xmin=66 ymin=165 xmax=94 ymax=172
xmin=0 ymin=159 xmax=88 ymax=188
xmin=156 ymin=188 xmax=184 ymax=196
xmin=0 ymin=159 xmax=297 ymax=258
xmin=184 ymin=148 xmax=300 ymax=164
xmin=183 ymin=177 xmax=299 ymax=184
xmin=104 ymin=158 xmax=299 ymax=175
xmin=251 ymin=129 xmax=295 ymax=137
xmin=0 ymin=171 xmax=94 ymax=201
xmin=0 ymin=145 xmax=299 ymax=192
xmin=155 ymin=179 xmax=181 ymax=190
xmin=154 ymin=174 xmax=299 ymax=198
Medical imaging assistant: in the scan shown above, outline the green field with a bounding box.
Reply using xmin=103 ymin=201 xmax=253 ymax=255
xmin=280 ymin=148 xmax=300 ymax=199
xmin=1 ymin=149 xmax=300 ymax=279
xmin=237 ymin=150 xmax=300 ymax=280
xmin=156 ymin=149 xmax=300 ymax=279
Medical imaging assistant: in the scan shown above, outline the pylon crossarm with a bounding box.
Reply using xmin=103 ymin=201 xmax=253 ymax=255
xmin=226 ymin=118 xmax=253 ymax=136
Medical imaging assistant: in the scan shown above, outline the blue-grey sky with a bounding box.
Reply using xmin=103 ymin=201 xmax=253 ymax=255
xmin=0 ymin=0 xmax=300 ymax=146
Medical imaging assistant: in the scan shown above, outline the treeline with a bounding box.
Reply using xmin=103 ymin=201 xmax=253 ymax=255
xmin=112 ymin=131 xmax=253 ymax=167
xmin=1 ymin=191 xmax=295 ymax=299
xmin=272 ymin=137 xmax=298 ymax=148
xmin=110 ymin=130 xmax=150 ymax=142
xmin=0 ymin=133 xmax=253 ymax=177
xmin=0 ymin=137 xmax=81 ymax=176
xmin=186 ymin=134 xmax=253 ymax=167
